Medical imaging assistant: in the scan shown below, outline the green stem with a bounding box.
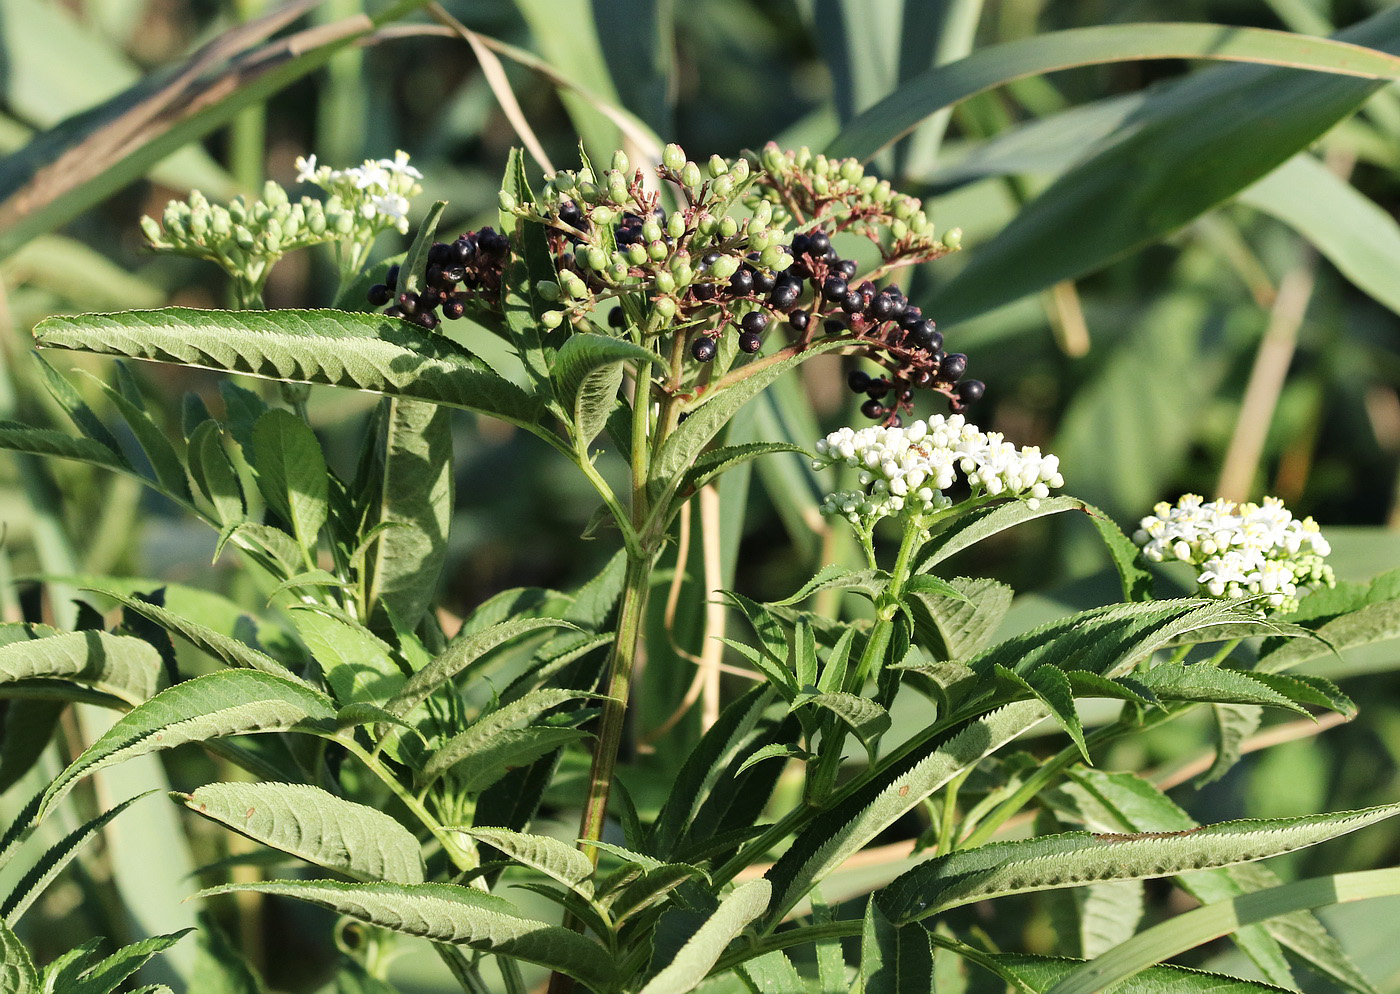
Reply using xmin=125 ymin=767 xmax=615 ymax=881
xmin=937 ymin=766 xmax=971 ymax=853
xmin=575 ymin=551 xmax=656 ymax=857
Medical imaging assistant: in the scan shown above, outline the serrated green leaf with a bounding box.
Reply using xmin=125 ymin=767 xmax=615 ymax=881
xmin=610 ymin=863 xmax=707 ymax=925
xmin=1201 ymin=703 xmax=1263 ymax=787
xmin=552 ymin=333 xmax=661 ymax=449
xmin=861 ymin=898 xmax=934 ymax=994
xmin=1259 ymin=599 xmax=1400 ymax=673
xmin=62 ymin=930 xmax=192 ymax=994
xmin=2 ymin=792 xmax=150 ymax=925
xmin=765 ymin=700 xmax=1048 ymax=924
xmin=463 ymin=828 xmax=594 ymax=895
xmin=386 ymin=617 xmax=579 ymax=718
xmin=79 ymin=370 xmax=190 ymax=501
xmin=1133 ymin=665 xmax=1305 ymax=712
xmin=40 ymin=670 xmax=337 ymax=816
xmin=191 ymin=912 xmax=266 ymax=994
xmin=0 ymin=699 xmax=63 ymax=795
xmin=250 ymin=409 xmax=327 ymax=557
xmin=879 ymin=801 xmax=1400 ymax=924
xmin=186 ymin=420 xmax=245 ymax=528
xmin=363 ymin=398 xmax=453 ymax=634
xmin=992 ymin=953 xmax=1291 ymax=993
xmin=1045 ymin=867 xmax=1400 ymax=994
xmin=31 ymin=353 xmax=124 ymax=456
xmin=0 ymin=922 xmax=38 ymax=994
xmin=905 ymin=576 xmax=1012 ymax=662
xmin=677 ymin=442 xmax=805 ymax=505
xmin=917 ymin=497 xmax=1086 ymax=572
xmin=198 ymin=879 xmax=615 ymax=988
xmin=1027 ymin=665 xmax=1089 ymax=762
xmin=734 ymin=743 xmax=811 ymax=776
xmin=1077 ymin=880 xmax=1144 ymax=959
xmin=791 ymin=691 xmax=890 ymax=754
xmin=33 ymin=309 xmax=543 ymax=429
xmin=89 ymin=589 xmax=300 ymax=684
xmin=419 ymin=689 xmax=594 ymax=788
xmin=179 ymin=782 xmax=423 ymax=884
xmin=638 ymin=880 xmax=770 ymax=994
xmin=737 ymin=949 xmax=805 ymax=994
xmin=0 ymin=628 xmax=161 ymax=705
xmin=398 ymin=201 xmax=445 ymax=299
xmin=1082 ymin=503 xmax=1155 ymax=602
xmin=0 ymin=421 xmax=129 ymax=475
xmin=291 ymin=608 xmax=402 ymax=706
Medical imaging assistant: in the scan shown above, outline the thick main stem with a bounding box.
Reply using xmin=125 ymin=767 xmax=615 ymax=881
xmin=576 ymin=551 xmax=656 ymax=857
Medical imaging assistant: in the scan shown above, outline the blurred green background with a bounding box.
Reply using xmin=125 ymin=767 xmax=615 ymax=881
xmin=1 ymin=0 xmax=1399 ymax=990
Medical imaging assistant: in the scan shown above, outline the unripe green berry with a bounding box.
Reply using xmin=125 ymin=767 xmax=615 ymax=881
xmin=760 ymin=144 xmax=786 ymax=173
xmin=663 ymin=143 xmax=686 ymax=173
xmin=541 ymin=310 xmax=565 ymax=329
xmin=592 ymin=205 xmax=615 ymax=225
xmin=708 ymin=154 xmax=729 ymax=178
xmin=578 ymin=181 xmax=602 ymax=203
xmin=942 ymin=227 xmax=963 ymax=249
xmin=667 ymin=212 xmax=686 ymax=239
xmin=655 ymin=271 xmax=676 ymax=295
xmin=857 ymin=175 xmax=878 ymax=194
xmin=890 ymin=219 xmax=909 ymax=241
xmin=839 ymin=159 xmax=863 ymax=182
xmin=696 ymin=212 xmax=717 ymax=235
xmin=642 ymin=220 xmax=662 ymax=243
xmin=794 ymin=146 xmax=812 ymax=169
xmin=586 ymin=246 xmax=608 ymax=270
xmin=813 ymin=154 xmax=830 ymax=176
xmin=537 ymin=280 xmax=562 ymax=301
xmin=671 ymin=261 xmax=694 ymax=286
xmin=608 ymin=173 xmax=629 ymax=202
xmin=610 ymin=261 xmax=630 ymax=280
xmin=730 ymin=157 xmax=750 ymax=183
xmin=760 ymin=245 xmax=790 ymax=271
xmin=653 ymin=296 xmax=677 ymax=320
xmin=747 ymin=230 xmax=772 ymax=252
xmin=680 ymin=162 xmax=702 ymax=188
xmin=812 ymin=175 xmax=830 ymax=196
xmin=611 ymin=149 xmax=630 ymax=174
xmin=647 ymin=240 xmax=668 ymax=261
xmin=719 ymin=216 xmax=739 ymax=238
xmin=628 ymin=244 xmax=648 ymax=265
xmin=711 ymin=175 xmax=734 ymax=199
xmin=710 ymin=255 xmax=740 ymax=279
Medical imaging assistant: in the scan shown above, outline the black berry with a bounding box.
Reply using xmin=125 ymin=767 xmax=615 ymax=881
xmin=691 ymin=336 xmax=718 ymax=362
xmin=847 ymin=369 xmax=871 ymax=392
xmin=941 ymin=353 xmax=968 ymax=381
xmin=385 ymin=264 xmax=400 ymax=290
xmin=738 ymin=331 xmax=762 ymax=353
xmin=609 ymin=307 xmax=625 ymax=328
xmin=869 ymin=294 xmax=894 ymax=321
xmin=836 ymin=259 xmax=858 ymax=279
xmin=866 ymin=378 xmax=890 ymax=399
xmin=908 ymin=319 xmax=938 ymax=349
xmin=443 ymin=298 xmax=465 ymax=320
xmin=740 ymin=311 xmax=769 ymax=334
xmin=842 ymin=291 xmax=865 ymax=315
xmin=807 ymin=230 xmax=831 ymax=255
xmin=861 ymin=399 xmax=886 ymax=419
xmin=788 ymin=310 xmax=811 ymax=331
xmin=957 ymin=379 xmax=985 ymax=403
xmin=397 ymin=292 xmax=419 ymax=316
xmin=769 ymin=279 xmax=801 ymax=310
xmin=367 ymin=283 xmax=391 ymax=306
xmin=729 ymin=269 xmax=754 ymax=296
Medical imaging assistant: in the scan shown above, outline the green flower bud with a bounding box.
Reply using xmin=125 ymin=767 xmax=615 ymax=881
xmin=228 ymin=199 xmax=247 ymax=223
xmin=648 ymin=240 xmax=668 ymax=261
xmin=592 ymin=205 xmax=615 ymax=225
xmin=839 ymin=159 xmax=863 ymax=182
xmin=498 ymin=190 xmax=519 ymax=212
xmin=794 ymin=146 xmax=812 ymax=169
xmin=611 ymin=149 xmax=630 ymax=174
xmin=663 ymin=143 xmax=686 ymax=173
xmin=541 ymin=310 xmax=565 ymax=329
xmin=707 ymin=154 xmax=729 ymax=178
xmin=537 ymin=280 xmax=562 ymax=301
xmin=942 ymin=227 xmax=963 ymax=249
xmin=670 ymin=261 xmax=693 ymax=286
xmin=712 ymin=175 xmax=734 ymax=199
xmin=890 ymin=219 xmax=909 ymax=241
xmin=680 ymin=162 xmax=702 ymax=188
xmin=711 ymin=255 xmax=740 ymax=279
xmin=139 ymin=216 xmax=162 ymax=243
xmin=234 ymin=225 xmax=256 ymax=250
xmin=667 ymin=212 xmax=686 ymax=239
xmin=608 ymin=173 xmax=629 ymax=202
xmin=719 ymin=216 xmax=739 ymax=239
xmin=334 ymin=213 xmax=354 ymax=235
xmin=655 ymin=271 xmax=676 ymax=295
xmin=653 ymin=296 xmax=677 ymax=320
xmin=760 ymin=144 xmax=786 ymax=174
xmin=628 ymin=243 xmax=648 ymax=265
xmin=306 ymin=211 xmax=325 ymax=235
xmin=211 ymin=208 xmax=232 ymax=236
xmin=760 ymin=245 xmax=790 ymax=271
xmin=813 ymin=154 xmax=830 ymax=177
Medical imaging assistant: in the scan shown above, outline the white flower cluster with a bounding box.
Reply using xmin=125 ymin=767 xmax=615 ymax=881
xmin=811 ymin=415 xmax=1065 ymax=527
xmin=294 ymin=150 xmax=423 ymax=234
xmin=1133 ymin=494 xmax=1334 ymax=611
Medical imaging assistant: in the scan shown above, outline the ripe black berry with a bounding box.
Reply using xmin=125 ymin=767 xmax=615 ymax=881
xmin=385 ymin=264 xmax=400 ymax=290
xmin=899 ymin=307 xmax=923 ymax=330
xmin=769 ymin=279 xmax=801 ymax=310
xmin=740 ymin=311 xmax=769 ymax=334
xmin=869 ymin=294 xmax=894 ymax=321
xmin=908 ymin=319 xmax=938 ymax=348
xmin=609 ymin=307 xmax=625 ymax=328
xmin=841 ymin=291 xmax=865 ymax=315
xmin=847 ymin=369 xmax=871 ymax=392
xmin=790 ymin=233 xmax=810 ymax=257
xmin=753 ymin=270 xmax=776 ymax=293
xmin=738 ymin=331 xmax=762 ymax=353
xmin=866 ymin=378 xmax=890 ymax=399
xmin=397 ymin=292 xmax=419 ymax=316
xmin=822 ymin=276 xmax=849 ymax=301
xmin=443 ymin=298 xmax=465 ymax=320
xmin=836 ymin=259 xmax=858 ymax=279
xmin=807 ymin=230 xmax=831 ymax=255
xmin=824 ymin=319 xmax=846 ymax=335
xmin=428 ymin=242 xmax=450 ymax=266
xmin=789 ymin=311 xmax=810 ymax=331
xmin=912 ymin=368 xmax=933 ymax=388
xmin=861 ymin=399 xmax=886 ymax=419
xmin=367 ymin=283 xmax=392 ymax=306
xmin=691 ymin=336 xmax=718 ymax=362
xmin=729 ymin=269 xmax=754 ymax=296
xmin=416 ymin=310 xmax=440 ymax=331
xmin=957 ymin=379 xmax=985 ymax=403
xmin=941 ymin=353 xmax=968 ymax=381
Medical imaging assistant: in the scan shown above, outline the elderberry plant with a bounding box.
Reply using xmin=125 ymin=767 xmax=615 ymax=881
xmin=2 ymin=144 xmax=1398 ymax=994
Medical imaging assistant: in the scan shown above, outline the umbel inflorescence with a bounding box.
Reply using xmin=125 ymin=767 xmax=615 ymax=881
xmin=1134 ymin=494 xmax=1335 ymax=612
xmin=812 ymin=415 xmax=1065 ymax=528
xmin=366 ymin=142 xmax=982 ymax=423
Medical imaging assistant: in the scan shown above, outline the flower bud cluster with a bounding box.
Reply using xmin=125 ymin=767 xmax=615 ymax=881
xmin=141 ymin=181 xmax=347 ymax=283
xmin=294 ymin=150 xmax=423 ymax=236
xmin=812 ymin=415 xmax=1064 ymax=527
xmin=1133 ymin=494 xmax=1335 ymax=612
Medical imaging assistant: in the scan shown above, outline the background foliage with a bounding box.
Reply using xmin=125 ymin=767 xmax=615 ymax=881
xmin=1 ymin=0 xmax=1399 ymax=991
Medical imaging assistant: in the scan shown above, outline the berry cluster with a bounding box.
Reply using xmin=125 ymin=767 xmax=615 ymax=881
xmin=367 ymin=228 xmax=511 ymax=331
